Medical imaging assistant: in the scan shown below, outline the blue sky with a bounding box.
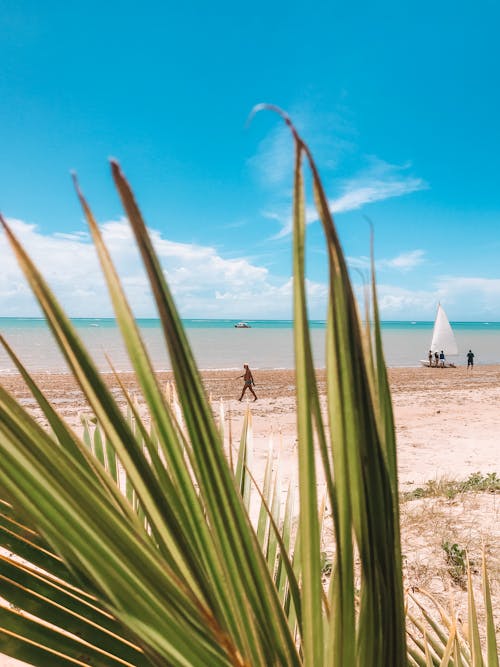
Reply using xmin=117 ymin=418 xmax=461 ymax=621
xmin=1 ymin=0 xmax=500 ymax=320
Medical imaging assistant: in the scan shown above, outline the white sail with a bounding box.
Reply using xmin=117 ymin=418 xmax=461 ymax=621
xmin=430 ymin=304 xmax=458 ymax=355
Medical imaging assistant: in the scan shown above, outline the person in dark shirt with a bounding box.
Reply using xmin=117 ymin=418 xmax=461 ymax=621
xmin=434 ymin=351 xmax=439 ymax=366
xmin=467 ymin=349 xmax=474 ymax=370
xmin=439 ymin=350 xmax=445 ymax=367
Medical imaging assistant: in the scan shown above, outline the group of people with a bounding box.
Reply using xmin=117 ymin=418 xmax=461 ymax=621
xmin=427 ymin=349 xmax=475 ymax=369
xmin=240 ymin=349 xmax=477 ymax=401
xmin=427 ymin=350 xmax=447 ymax=367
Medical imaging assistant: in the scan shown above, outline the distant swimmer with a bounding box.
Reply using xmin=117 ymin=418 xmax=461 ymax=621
xmin=237 ymin=363 xmax=257 ymax=401
xmin=467 ymin=349 xmax=475 ymax=370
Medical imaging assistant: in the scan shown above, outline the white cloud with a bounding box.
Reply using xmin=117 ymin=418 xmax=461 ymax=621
xmin=248 ymin=123 xmax=295 ymax=188
xmin=248 ymin=105 xmax=354 ymax=189
xmin=348 ymin=249 xmax=426 ymax=273
xmin=0 ymin=218 xmax=328 ymax=319
xmin=384 ymin=249 xmax=425 ymax=270
xmin=353 ymin=274 xmax=500 ymax=320
xmin=249 ymin=106 xmax=427 ymax=238
xmin=269 ymin=158 xmax=427 ymax=237
xmin=435 ymin=276 xmax=500 ymax=318
xmin=374 ymin=285 xmax=436 ymax=316
xmin=327 ymin=178 xmax=423 ymax=215
xmin=4 ymin=219 xmax=497 ymax=321
xmin=327 ymin=157 xmax=426 ymax=216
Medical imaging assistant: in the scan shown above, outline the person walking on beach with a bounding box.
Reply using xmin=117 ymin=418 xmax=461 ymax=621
xmin=237 ymin=363 xmax=257 ymax=401
xmin=428 ymin=350 xmax=433 ymax=367
xmin=439 ymin=350 xmax=445 ymax=367
xmin=434 ymin=351 xmax=439 ymax=367
xmin=467 ymin=349 xmax=475 ymax=370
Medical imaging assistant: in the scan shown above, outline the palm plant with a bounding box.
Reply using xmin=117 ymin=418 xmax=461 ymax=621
xmin=0 ymin=110 xmax=497 ymax=666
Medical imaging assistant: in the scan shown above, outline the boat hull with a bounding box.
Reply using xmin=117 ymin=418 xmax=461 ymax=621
xmin=420 ymin=360 xmax=456 ymax=368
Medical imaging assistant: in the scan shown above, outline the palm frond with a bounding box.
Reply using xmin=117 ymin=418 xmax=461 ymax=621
xmin=0 ymin=112 xmax=495 ymax=667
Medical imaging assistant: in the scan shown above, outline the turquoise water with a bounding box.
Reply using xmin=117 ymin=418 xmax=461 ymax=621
xmin=0 ymin=318 xmax=328 ymax=330
xmin=0 ymin=318 xmax=499 ymax=373
xmin=2 ymin=318 xmax=499 ymax=330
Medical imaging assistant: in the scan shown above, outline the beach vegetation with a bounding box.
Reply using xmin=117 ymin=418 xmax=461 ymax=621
xmin=402 ymin=471 xmax=500 ymax=501
xmin=0 ymin=110 xmax=497 ymax=666
xmin=441 ymin=541 xmax=469 ymax=588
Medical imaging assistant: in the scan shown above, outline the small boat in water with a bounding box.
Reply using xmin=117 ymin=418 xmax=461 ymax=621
xmin=420 ymin=304 xmax=457 ymax=367
xmin=234 ymin=322 xmax=251 ymax=328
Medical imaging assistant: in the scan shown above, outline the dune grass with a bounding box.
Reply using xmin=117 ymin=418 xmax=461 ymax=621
xmin=402 ymin=472 xmax=499 ymax=501
xmin=0 ymin=110 xmax=497 ymax=666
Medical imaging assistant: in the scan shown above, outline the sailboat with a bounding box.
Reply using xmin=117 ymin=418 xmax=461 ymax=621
xmin=420 ymin=304 xmax=458 ymax=367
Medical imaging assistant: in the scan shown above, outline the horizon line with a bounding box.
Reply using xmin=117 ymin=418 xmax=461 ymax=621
xmin=1 ymin=316 xmax=499 ymax=324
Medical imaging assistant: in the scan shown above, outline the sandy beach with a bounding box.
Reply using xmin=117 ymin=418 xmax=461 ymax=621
xmin=1 ymin=364 xmax=498 ymax=489
xmin=0 ymin=364 xmax=498 ymax=665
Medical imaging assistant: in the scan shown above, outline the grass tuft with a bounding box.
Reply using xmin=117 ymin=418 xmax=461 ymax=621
xmin=441 ymin=541 xmax=469 ymax=588
xmin=402 ymin=472 xmax=499 ymax=501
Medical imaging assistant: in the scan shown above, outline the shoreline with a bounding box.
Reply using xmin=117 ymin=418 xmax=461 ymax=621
xmin=2 ymin=363 xmax=500 ymax=395
xmin=0 ymin=362 xmax=498 ymax=377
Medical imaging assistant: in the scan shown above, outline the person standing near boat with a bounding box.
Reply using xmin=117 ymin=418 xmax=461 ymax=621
xmin=237 ymin=363 xmax=258 ymax=401
xmin=467 ymin=349 xmax=474 ymax=371
xmin=428 ymin=350 xmax=433 ymax=367
xmin=420 ymin=304 xmax=458 ymax=368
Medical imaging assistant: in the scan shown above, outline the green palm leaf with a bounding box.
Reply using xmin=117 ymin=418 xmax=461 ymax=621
xmin=0 ymin=111 xmax=495 ymax=667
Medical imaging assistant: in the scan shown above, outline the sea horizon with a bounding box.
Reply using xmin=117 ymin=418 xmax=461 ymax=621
xmin=1 ymin=317 xmax=499 ymax=373
xmin=0 ymin=315 xmax=500 ymax=328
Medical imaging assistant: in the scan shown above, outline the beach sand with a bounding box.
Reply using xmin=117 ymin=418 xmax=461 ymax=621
xmin=1 ymin=364 xmax=498 ymax=488
xmin=0 ymin=365 xmax=498 ymax=663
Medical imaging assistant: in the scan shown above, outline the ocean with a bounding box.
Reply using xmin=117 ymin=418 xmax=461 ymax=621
xmin=0 ymin=318 xmax=499 ymax=374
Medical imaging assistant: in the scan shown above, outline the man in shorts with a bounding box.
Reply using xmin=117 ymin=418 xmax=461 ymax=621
xmin=467 ymin=349 xmax=474 ymax=370
xmin=238 ymin=363 xmax=257 ymax=401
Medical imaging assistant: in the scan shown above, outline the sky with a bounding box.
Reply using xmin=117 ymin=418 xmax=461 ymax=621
xmin=1 ymin=0 xmax=500 ymax=321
